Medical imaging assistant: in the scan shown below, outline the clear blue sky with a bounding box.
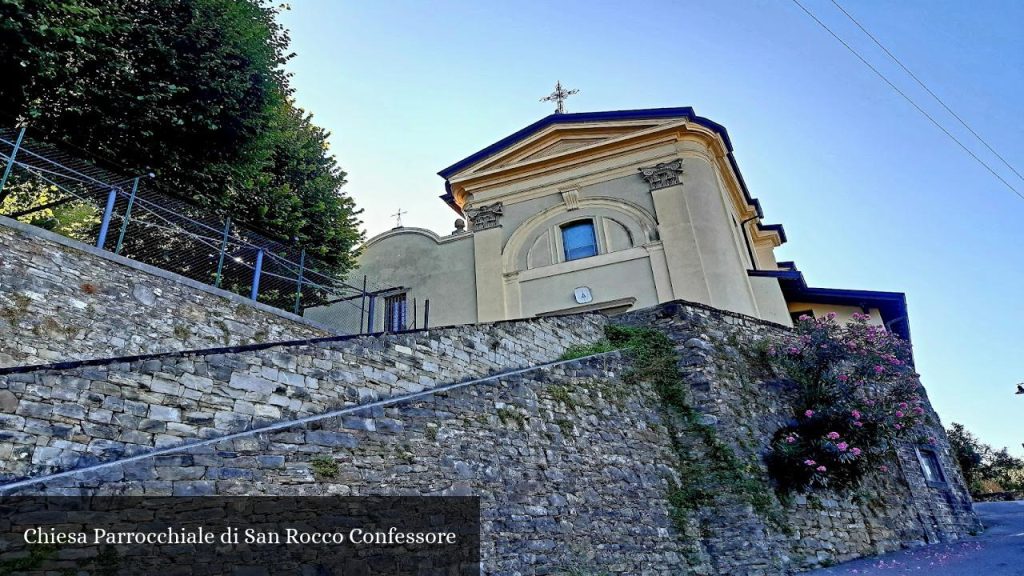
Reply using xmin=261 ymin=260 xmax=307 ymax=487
xmin=278 ymin=1 xmax=1024 ymax=454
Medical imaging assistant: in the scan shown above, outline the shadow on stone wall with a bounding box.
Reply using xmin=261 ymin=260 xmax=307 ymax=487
xmin=0 ymin=300 xmax=980 ymax=575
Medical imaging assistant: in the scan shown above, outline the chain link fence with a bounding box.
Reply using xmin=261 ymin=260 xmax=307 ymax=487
xmin=0 ymin=127 xmax=402 ymax=335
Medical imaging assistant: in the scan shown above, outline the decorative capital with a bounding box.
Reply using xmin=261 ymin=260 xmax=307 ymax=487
xmin=465 ymin=202 xmax=503 ymax=231
xmin=638 ymin=159 xmax=684 ymax=191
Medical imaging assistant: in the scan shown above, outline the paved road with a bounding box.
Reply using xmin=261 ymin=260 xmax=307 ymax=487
xmin=808 ymin=501 xmax=1024 ymax=575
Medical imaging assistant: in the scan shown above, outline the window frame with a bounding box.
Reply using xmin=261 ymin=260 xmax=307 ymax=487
xmin=384 ymin=292 xmax=408 ymax=333
xmin=915 ymin=446 xmax=948 ymax=488
xmin=560 ymin=219 xmax=599 ymax=262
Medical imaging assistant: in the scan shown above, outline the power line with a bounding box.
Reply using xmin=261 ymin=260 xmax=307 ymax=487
xmin=831 ymin=0 xmax=1024 ymax=184
xmin=789 ymin=0 xmax=1024 ymax=201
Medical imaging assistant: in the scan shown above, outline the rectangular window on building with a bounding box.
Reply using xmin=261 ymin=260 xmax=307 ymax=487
xmin=384 ymin=293 xmax=407 ymax=332
xmin=916 ymin=447 xmax=947 ymax=486
xmin=561 ymin=221 xmax=598 ymax=261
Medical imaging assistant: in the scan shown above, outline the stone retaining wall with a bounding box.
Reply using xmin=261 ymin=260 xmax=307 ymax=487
xmin=0 ymin=313 xmax=605 ymax=482
xmin=0 ymin=354 xmax=695 ymax=575
xmin=0 ymin=300 xmax=979 ymax=574
xmin=0 ymin=216 xmax=331 ymax=368
xmin=617 ymin=302 xmax=979 ymax=572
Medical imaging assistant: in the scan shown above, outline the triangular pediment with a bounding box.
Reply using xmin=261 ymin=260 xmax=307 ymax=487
xmin=444 ymin=115 xmax=690 ymax=181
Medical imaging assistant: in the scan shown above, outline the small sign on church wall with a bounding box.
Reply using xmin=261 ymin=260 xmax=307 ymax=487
xmin=573 ymin=286 xmax=593 ymax=304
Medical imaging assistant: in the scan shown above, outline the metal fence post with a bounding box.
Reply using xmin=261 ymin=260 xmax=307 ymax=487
xmin=0 ymin=127 xmax=26 ymax=202
xmin=423 ymin=299 xmax=430 ymax=330
xmin=214 ymin=217 xmax=231 ymax=288
xmin=366 ymin=295 xmax=376 ymax=333
xmin=359 ymin=276 xmax=367 ymax=334
xmin=293 ymin=248 xmax=306 ymax=315
xmin=113 ymin=176 xmax=140 ymax=255
xmin=250 ymin=249 xmax=264 ymax=301
xmin=96 ymin=189 xmax=118 ymax=249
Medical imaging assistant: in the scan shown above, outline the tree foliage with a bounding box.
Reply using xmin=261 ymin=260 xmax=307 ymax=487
xmin=0 ymin=0 xmax=362 ymax=271
xmin=947 ymin=422 xmax=1024 ymax=496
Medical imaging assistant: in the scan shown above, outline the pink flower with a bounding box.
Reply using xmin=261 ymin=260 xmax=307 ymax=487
xmin=894 ymin=423 xmax=902 ymax=430
xmin=874 ymin=365 xmax=884 ymax=374
xmin=928 ymin=437 xmax=937 ymax=444
xmin=895 ymin=411 xmax=904 ymax=418
xmin=825 ymin=312 xmax=837 ymax=320
xmin=837 ymin=442 xmax=849 ymax=452
xmin=853 ymin=421 xmax=864 ymax=428
xmin=804 ymin=459 xmax=816 ymax=466
xmin=913 ymin=407 xmax=924 ymax=415
xmin=826 ymin=432 xmax=841 ymax=440
xmin=788 ymin=347 xmax=800 ymax=355
xmin=786 ymin=435 xmax=796 ymax=444
xmin=805 ymin=410 xmax=815 ymax=418
xmin=816 ymin=465 xmax=827 ymax=472
xmin=851 ymin=410 xmax=861 ymax=419
xmin=898 ymin=402 xmax=909 ymax=410
xmin=879 ymin=465 xmax=889 ymax=473
xmin=851 ymin=447 xmax=862 ymax=456
xmin=838 ymin=375 xmax=849 ymax=382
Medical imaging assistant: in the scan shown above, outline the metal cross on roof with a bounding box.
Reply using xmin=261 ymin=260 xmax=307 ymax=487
xmin=391 ymin=208 xmax=407 ymax=228
xmin=540 ymin=81 xmax=579 ymax=114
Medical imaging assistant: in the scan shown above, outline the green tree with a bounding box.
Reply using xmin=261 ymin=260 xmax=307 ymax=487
xmin=947 ymin=422 xmax=1024 ymax=495
xmin=0 ymin=0 xmax=362 ymax=271
xmin=947 ymin=423 xmax=986 ymax=493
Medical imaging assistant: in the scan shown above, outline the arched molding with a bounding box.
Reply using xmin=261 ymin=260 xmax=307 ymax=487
xmin=502 ymin=196 xmax=658 ymax=273
xmin=361 ymin=227 xmax=471 ymax=251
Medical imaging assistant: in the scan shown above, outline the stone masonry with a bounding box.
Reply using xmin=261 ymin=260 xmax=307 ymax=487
xmin=1 ymin=354 xmax=694 ymax=575
xmin=617 ymin=302 xmax=979 ymax=573
xmin=0 ymin=313 xmax=605 ymax=482
xmin=0 ymin=297 xmax=979 ymax=574
xmin=0 ymin=216 xmax=331 ymax=368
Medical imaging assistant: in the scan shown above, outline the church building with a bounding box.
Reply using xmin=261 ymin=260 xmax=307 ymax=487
xmin=312 ymin=106 xmax=911 ymax=340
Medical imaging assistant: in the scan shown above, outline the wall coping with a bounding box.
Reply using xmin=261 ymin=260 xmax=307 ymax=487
xmin=0 ymin=215 xmax=339 ymax=335
xmin=632 ymin=298 xmax=792 ymax=331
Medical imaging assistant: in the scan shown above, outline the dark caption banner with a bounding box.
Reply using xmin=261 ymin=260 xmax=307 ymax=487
xmin=0 ymin=496 xmax=480 ymax=575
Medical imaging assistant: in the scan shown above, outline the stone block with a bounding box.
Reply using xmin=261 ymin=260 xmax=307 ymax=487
xmin=305 ymin=431 xmax=358 ymax=448
xmin=172 ymin=481 xmax=216 ymax=496
xmin=228 ymin=373 xmax=277 ymax=396
xmin=148 ymin=405 xmax=181 ymax=422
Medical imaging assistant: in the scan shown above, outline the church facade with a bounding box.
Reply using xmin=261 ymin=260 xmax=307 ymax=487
xmin=312 ymin=107 xmax=911 ymax=340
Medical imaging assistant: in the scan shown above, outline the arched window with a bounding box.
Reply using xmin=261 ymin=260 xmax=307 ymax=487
xmin=561 ymin=220 xmax=598 ymax=261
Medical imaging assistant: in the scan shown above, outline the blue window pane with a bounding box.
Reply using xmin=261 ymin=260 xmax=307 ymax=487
xmin=562 ymin=221 xmax=597 ymax=261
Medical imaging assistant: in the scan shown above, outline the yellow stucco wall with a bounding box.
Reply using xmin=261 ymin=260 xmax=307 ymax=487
xmin=786 ymin=302 xmax=886 ymax=327
xmin=306 ymin=228 xmax=478 ymax=330
xmin=348 ymin=116 xmax=793 ymax=327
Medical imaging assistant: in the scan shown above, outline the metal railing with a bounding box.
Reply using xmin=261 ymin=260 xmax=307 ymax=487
xmin=0 ymin=127 xmax=406 ymax=335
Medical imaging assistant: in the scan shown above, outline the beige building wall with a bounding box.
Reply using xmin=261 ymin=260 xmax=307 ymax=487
xmin=786 ymin=302 xmax=886 ymax=327
xmin=306 ymin=228 xmax=477 ymax=330
xmin=342 ymin=114 xmax=795 ymax=330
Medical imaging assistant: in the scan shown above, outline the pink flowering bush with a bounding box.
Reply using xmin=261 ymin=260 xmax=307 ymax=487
xmin=766 ymin=312 xmax=928 ymax=493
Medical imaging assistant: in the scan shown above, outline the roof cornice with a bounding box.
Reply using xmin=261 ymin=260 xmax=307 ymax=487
xmin=436 ymin=107 xmax=785 ymax=244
